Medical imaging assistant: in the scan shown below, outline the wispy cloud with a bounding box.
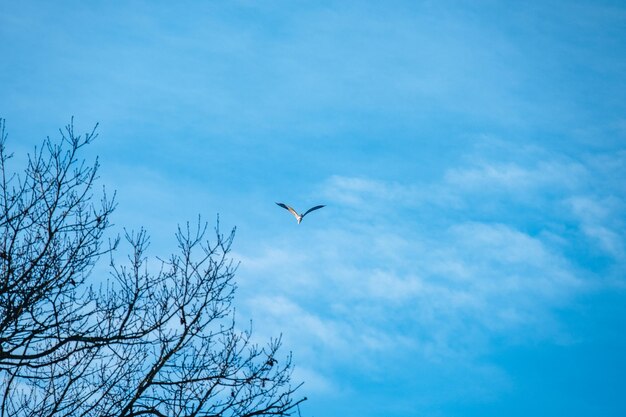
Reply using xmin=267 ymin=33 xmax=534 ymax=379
xmin=444 ymin=160 xmax=587 ymax=191
xmin=568 ymin=196 xmax=626 ymax=261
xmin=320 ymin=175 xmax=415 ymax=206
xmin=236 ymin=139 xmax=626 ymax=404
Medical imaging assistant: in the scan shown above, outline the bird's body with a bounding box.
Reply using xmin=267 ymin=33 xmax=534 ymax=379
xmin=276 ymin=202 xmax=325 ymax=224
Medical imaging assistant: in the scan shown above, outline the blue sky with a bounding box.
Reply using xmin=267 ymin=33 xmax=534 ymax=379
xmin=2 ymin=1 xmax=626 ymax=416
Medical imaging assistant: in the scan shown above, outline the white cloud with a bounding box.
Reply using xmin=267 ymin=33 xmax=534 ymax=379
xmin=233 ymin=140 xmax=626 ymax=408
xmin=567 ymin=195 xmax=626 ymax=260
xmin=238 ymin=219 xmax=585 ymax=369
xmin=582 ymin=225 xmax=624 ymax=259
xmin=444 ymin=160 xmax=587 ymax=192
xmin=319 ymin=175 xmax=423 ymax=207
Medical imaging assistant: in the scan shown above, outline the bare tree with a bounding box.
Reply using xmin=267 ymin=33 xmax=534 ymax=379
xmin=0 ymin=119 xmax=305 ymax=417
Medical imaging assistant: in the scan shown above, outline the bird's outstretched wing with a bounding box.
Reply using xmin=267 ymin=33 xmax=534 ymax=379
xmin=276 ymin=202 xmax=300 ymax=219
xmin=302 ymin=205 xmax=325 ymax=217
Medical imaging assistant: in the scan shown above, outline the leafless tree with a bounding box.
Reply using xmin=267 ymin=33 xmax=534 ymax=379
xmin=0 ymin=119 xmax=305 ymax=417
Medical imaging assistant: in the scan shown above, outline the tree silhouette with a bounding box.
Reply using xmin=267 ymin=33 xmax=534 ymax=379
xmin=0 ymin=119 xmax=305 ymax=417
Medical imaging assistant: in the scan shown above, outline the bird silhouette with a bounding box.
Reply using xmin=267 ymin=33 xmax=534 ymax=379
xmin=276 ymin=202 xmax=325 ymax=224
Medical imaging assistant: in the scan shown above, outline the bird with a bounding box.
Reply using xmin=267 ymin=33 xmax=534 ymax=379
xmin=275 ymin=202 xmax=325 ymax=224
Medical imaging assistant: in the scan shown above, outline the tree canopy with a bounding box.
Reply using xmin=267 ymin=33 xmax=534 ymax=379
xmin=0 ymin=119 xmax=305 ymax=417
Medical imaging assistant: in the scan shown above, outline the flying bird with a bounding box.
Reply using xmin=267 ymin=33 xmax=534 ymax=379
xmin=276 ymin=202 xmax=325 ymax=224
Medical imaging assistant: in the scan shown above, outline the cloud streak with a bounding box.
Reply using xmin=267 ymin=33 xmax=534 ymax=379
xmin=236 ymin=138 xmax=625 ymax=407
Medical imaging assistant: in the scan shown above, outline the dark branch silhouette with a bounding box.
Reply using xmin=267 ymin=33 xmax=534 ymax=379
xmin=0 ymin=118 xmax=305 ymax=417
